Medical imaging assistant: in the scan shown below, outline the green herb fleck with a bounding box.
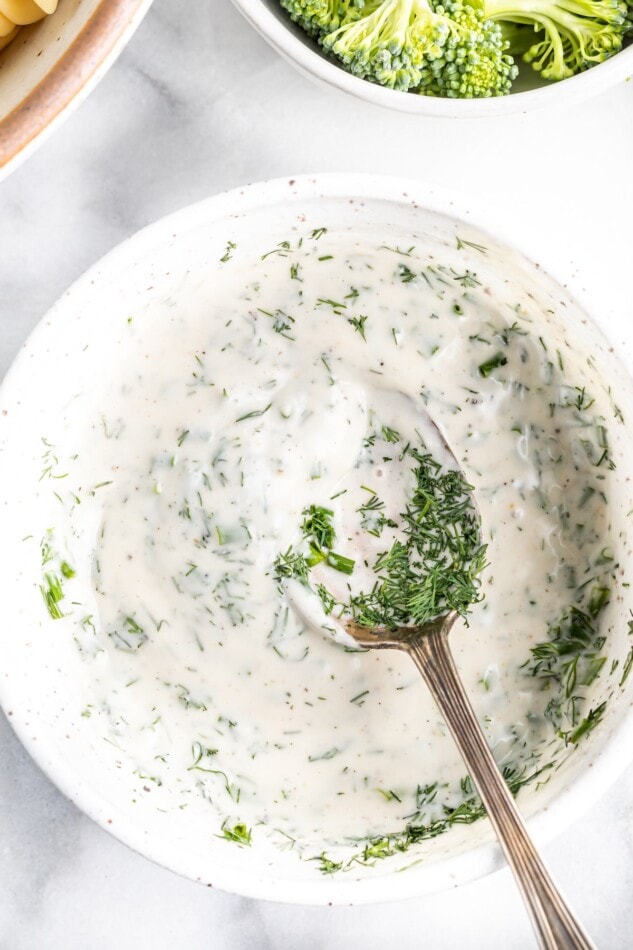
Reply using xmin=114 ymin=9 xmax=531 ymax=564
xmin=347 ymin=314 xmax=369 ymax=340
xmin=566 ymin=702 xmax=607 ymax=744
xmin=220 ymin=822 xmax=252 ymax=846
xmin=619 ymin=647 xmax=633 ymax=686
xmin=312 ymin=853 xmax=343 ymax=874
xmin=346 ymin=445 xmax=486 ymax=628
xmin=398 ymin=263 xmax=416 ymax=283
xmin=40 ymin=572 xmax=65 ymax=620
xmin=301 ymin=505 xmax=335 ymax=550
xmin=220 ymin=241 xmax=236 ymax=263
xmin=456 ymin=236 xmax=487 ymax=254
xmin=478 ymin=353 xmax=508 ymax=378
xmin=236 ymin=404 xmax=272 ymax=423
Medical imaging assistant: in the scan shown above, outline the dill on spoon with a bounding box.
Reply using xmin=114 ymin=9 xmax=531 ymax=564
xmin=273 ymin=428 xmax=487 ymax=629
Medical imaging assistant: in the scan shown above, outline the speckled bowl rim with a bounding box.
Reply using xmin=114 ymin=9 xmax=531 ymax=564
xmin=1 ymin=173 xmax=633 ymax=905
xmin=0 ymin=0 xmax=154 ymax=179
xmin=231 ymin=0 xmax=633 ymax=118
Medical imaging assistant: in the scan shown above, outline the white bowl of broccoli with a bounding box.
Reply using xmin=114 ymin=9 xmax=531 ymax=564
xmin=232 ymin=0 xmax=633 ymax=114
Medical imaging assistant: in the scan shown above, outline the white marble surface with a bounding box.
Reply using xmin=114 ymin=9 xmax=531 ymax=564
xmin=1 ymin=2 xmax=633 ymax=947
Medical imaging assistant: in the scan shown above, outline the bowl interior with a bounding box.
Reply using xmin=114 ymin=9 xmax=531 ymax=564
xmin=1 ymin=177 xmax=633 ymax=904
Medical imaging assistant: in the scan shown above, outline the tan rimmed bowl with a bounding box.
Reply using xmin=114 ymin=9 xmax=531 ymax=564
xmin=0 ymin=0 xmax=154 ymax=180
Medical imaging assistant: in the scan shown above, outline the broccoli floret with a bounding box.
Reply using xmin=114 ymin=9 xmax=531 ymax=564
xmin=319 ymin=0 xmax=517 ymax=95
xmin=280 ymin=0 xmax=366 ymax=37
xmin=321 ymin=0 xmax=437 ymax=90
xmin=416 ymin=1 xmax=519 ymax=97
xmin=485 ymin=0 xmax=629 ymax=80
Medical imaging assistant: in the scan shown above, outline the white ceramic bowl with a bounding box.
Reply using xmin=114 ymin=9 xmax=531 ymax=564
xmin=0 ymin=0 xmax=154 ymax=179
xmin=231 ymin=0 xmax=633 ymax=117
xmin=1 ymin=174 xmax=633 ymax=905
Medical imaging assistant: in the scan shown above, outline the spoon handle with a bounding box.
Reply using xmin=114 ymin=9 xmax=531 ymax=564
xmin=406 ymin=621 xmax=594 ymax=950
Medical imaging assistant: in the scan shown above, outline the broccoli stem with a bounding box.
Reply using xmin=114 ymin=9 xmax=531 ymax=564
xmin=485 ymin=0 xmax=628 ymax=80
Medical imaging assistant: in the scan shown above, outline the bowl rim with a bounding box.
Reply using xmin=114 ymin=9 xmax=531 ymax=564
xmin=0 ymin=0 xmax=154 ymax=179
xmin=2 ymin=172 xmax=633 ymax=905
xmin=231 ymin=0 xmax=633 ymax=117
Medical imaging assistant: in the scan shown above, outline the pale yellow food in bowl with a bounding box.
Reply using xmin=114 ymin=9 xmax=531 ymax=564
xmin=0 ymin=1 xmax=59 ymax=51
xmin=0 ymin=0 xmax=153 ymax=178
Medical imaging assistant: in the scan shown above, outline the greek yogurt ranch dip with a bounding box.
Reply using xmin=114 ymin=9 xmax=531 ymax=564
xmin=5 ymin=194 xmax=633 ymax=891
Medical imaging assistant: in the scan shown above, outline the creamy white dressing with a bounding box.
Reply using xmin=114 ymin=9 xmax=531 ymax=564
xmin=35 ymin=224 xmax=625 ymax=868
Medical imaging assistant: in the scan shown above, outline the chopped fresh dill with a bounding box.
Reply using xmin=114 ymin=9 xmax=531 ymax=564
xmin=301 ymin=505 xmax=335 ymax=550
xmin=273 ymin=548 xmax=310 ymax=584
xmin=456 ymin=236 xmax=487 ymax=254
xmin=380 ymin=244 xmax=415 ymax=257
xmin=274 ymin=433 xmax=486 ymax=630
xmin=188 ymin=742 xmax=218 ymax=769
xmin=261 ymin=240 xmax=291 ymax=260
xmin=566 ymin=702 xmax=607 ymax=744
xmin=317 ymin=298 xmax=347 ymax=312
xmin=497 ymin=321 xmax=528 ymax=345
xmin=398 ymin=263 xmax=416 ymax=283
xmin=220 ymin=822 xmax=252 ymax=846
xmin=40 ymin=572 xmax=65 ymax=620
xmin=308 ymin=747 xmax=341 ymax=762
xmin=350 ymin=690 xmax=370 ymax=704
xmin=619 ymin=647 xmax=633 ymax=686
xmin=60 ymin=561 xmax=75 ymax=579
xmin=39 ymin=536 xmax=76 ymax=620
xmin=235 ymin=403 xmax=272 ymax=423
xmin=382 ymin=425 xmax=400 ymax=443
xmin=259 ymin=307 xmax=296 ymax=339
xmin=356 ymin=489 xmax=395 ymax=538
xmin=478 ymin=353 xmax=507 ymax=378
xmin=376 ymin=788 xmax=401 ymax=802
xmin=312 ymin=853 xmax=344 ymax=874
xmin=347 ymin=443 xmax=486 ymax=628
xmin=107 ymin=616 xmax=147 ymax=652
xmin=526 ymin=605 xmax=609 ymax=733
xmin=274 ymin=505 xmax=355 ymax=584
xmin=452 ymin=269 xmax=481 ymax=288
xmin=315 ymin=582 xmax=337 ymax=614
xmin=325 ymin=551 xmax=355 ymax=575
xmin=91 ymin=481 xmax=113 ymax=492
xmin=312 ymin=762 xmax=549 ymax=874
xmin=220 ymin=240 xmax=236 ymax=263
xmin=347 ymin=314 xmax=368 ymax=340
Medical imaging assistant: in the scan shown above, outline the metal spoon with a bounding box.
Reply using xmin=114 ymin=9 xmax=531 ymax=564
xmin=290 ymin=393 xmax=594 ymax=949
xmin=342 ymin=613 xmax=594 ymax=949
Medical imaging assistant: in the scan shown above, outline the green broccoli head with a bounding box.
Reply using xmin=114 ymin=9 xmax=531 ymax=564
xmin=320 ymin=0 xmax=432 ymax=90
xmin=485 ymin=0 xmax=629 ymax=80
xmin=418 ymin=1 xmax=519 ymax=96
xmin=279 ymin=0 xmax=630 ymax=96
xmin=320 ymin=0 xmax=517 ymax=95
xmin=280 ymin=0 xmax=367 ymax=38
